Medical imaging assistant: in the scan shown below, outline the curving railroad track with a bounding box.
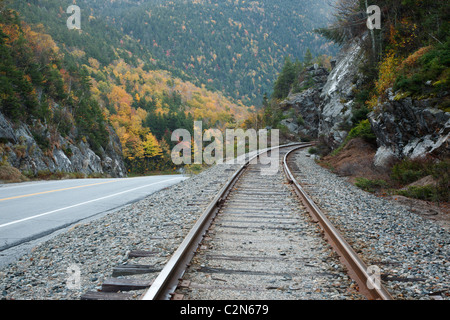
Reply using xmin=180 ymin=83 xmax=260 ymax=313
xmin=81 ymin=143 xmax=393 ymax=301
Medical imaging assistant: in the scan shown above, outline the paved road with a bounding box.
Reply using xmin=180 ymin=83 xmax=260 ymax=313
xmin=0 ymin=175 xmax=186 ymax=265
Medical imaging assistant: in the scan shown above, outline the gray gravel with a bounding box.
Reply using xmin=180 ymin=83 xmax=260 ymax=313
xmin=2 ymin=149 xmax=448 ymax=300
xmin=293 ymin=151 xmax=449 ymax=300
xmin=0 ymin=164 xmax=240 ymax=300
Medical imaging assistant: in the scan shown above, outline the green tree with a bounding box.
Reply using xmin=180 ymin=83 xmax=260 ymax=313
xmin=304 ymin=48 xmax=313 ymax=66
xmin=272 ymin=56 xmax=297 ymax=100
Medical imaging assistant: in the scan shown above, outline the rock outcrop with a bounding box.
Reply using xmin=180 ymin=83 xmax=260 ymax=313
xmin=279 ymin=65 xmax=329 ymax=138
xmin=369 ymin=90 xmax=450 ymax=166
xmin=279 ymin=33 xmax=449 ymax=164
xmin=279 ymin=37 xmax=364 ymax=147
xmin=280 ymin=87 xmax=322 ymax=137
xmin=318 ymin=37 xmax=365 ymax=148
xmin=0 ymin=111 xmax=126 ymax=178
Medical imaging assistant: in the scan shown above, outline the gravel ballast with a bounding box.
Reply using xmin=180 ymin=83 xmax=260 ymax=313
xmin=178 ymin=158 xmax=364 ymax=300
xmin=1 ymin=149 xmax=448 ymax=300
xmin=0 ymin=164 xmax=240 ymax=300
xmin=292 ymin=150 xmax=449 ymax=300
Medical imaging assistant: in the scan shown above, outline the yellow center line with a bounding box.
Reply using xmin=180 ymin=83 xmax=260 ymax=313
xmin=0 ymin=180 xmax=118 ymax=202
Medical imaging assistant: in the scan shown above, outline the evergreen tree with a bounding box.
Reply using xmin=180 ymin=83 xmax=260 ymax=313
xmin=304 ymin=48 xmax=313 ymax=66
xmin=272 ymin=56 xmax=297 ymax=100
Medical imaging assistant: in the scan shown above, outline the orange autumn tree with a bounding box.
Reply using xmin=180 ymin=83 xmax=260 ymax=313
xmin=83 ymin=56 xmax=251 ymax=174
xmin=107 ymin=85 xmax=162 ymax=170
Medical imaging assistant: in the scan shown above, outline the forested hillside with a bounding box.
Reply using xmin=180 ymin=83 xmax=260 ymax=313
xmin=114 ymin=0 xmax=337 ymax=105
xmin=0 ymin=7 xmax=126 ymax=179
xmin=3 ymin=0 xmax=337 ymax=175
xmin=4 ymin=0 xmax=263 ymax=175
xmin=0 ymin=9 xmax=109 ymax=152
xmin=316 ymin=0 xmax=449 ymax=110
xmin=12 ymin=0 xmax=337 ymax=106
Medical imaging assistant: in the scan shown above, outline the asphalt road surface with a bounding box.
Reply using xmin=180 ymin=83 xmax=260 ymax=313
xmin=0 ymin=175 xmax=186 ymax=267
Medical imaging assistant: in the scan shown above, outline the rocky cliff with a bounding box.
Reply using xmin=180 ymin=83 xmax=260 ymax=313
xmin=318 ymin=37 xmax=365 ymax=148
xmin=0 ymin=111 xmax=126 ymax=178
xmin=279 ymin=38 xmax=364 ymax=145
xmin=278 ymin=63 xmax=329 ymax=139
xmin=280 ymin=35 xmax=449 ymax=165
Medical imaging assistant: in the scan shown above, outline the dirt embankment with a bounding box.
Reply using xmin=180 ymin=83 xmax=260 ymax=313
xmin=319 ymin=138 xmax=389 ymax=183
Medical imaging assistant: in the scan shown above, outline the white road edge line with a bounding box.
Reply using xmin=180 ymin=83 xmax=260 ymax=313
xmin=0 ymin=177 xmax=184 ymax=229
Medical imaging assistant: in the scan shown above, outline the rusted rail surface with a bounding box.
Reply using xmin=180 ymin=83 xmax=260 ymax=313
xmin=282 ymin=146 xmax=393 ymax=300
xmin=142 ymin=143 xmax=394 ymax=300
xmin=82 ymin=142 xmax=393 ymax=300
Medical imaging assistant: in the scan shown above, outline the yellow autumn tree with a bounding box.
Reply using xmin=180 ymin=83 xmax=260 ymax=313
xmin=367 ymin=50 xmax=400 ymax=109
xmin=143 ymin=132 xmax=162 ymax=158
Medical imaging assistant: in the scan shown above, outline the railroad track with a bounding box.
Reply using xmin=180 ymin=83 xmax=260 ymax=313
xmin=81 ymin=143 xmax=393 ymax=300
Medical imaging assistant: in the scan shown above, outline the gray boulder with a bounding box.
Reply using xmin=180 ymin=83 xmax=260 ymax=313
xmin=369 ymin=90 xmax=449 ymax=165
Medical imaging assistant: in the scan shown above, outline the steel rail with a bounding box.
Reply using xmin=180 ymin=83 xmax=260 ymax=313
xmin=282 ymin=146 xmax=393 ymax=300
xmin=141 ymin=142 xmax=311 ymax=300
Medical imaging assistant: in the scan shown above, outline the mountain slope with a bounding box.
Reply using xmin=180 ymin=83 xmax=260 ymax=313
xmin=12 ymin=0 xmax=336 ymax=106
xmin=0 ymin=8 xmax=126 ymax=178
xmin=5 ymin=1 xmax=254 ymax=174
xmin=105 ymin=0 xmax=337 ymax=105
